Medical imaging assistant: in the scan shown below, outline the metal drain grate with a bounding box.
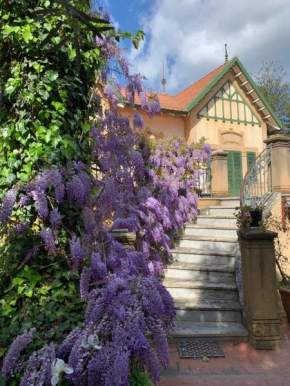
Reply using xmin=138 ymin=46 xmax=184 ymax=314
xmin=178 ymin=341 xmax=225 ymax=358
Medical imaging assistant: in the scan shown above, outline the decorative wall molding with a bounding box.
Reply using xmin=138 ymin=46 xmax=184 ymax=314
xmin=221 ymin=130 xmax=243 ymax=146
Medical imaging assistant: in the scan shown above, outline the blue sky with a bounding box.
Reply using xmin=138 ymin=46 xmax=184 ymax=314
xmin=98 ymin=0 xmax=290 ymax=95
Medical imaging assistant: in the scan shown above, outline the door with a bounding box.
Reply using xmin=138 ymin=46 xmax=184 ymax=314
xmin=227 ymin=151 xmax=243 ymax=197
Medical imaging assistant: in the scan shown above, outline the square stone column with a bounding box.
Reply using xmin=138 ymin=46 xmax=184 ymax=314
xmin=211 ymin=151 xmax=229 ymax=197
xmin=239 ymin=229 xmax=280 ymax=350
xmin=264 ymin=134 xmax=290 ymax=193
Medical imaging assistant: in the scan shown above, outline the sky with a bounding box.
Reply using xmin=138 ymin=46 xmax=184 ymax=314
xmin=99 ymin=0 xmax=290 ymax=95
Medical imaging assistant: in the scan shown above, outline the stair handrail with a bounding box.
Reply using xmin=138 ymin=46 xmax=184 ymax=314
xmin=240 ymin=145 xmax=272 ymax=208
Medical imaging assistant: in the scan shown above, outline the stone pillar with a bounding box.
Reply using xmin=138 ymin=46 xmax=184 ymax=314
xmin=239 ymin=229 xmax=280 ymax=350
xmin=264 ymin=134 xmax=290 ymax=193
xmin=211 ymin=151 xmax=229 ymax=197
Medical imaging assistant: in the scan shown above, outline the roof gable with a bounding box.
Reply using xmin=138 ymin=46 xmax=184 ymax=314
xmin=197 ymin=79 xmax=261 ymax=126
xmin=183 ymin=57 xmax=282 ymax=131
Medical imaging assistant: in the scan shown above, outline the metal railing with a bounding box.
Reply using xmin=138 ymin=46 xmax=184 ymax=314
xmin=240 ymin=145 xmax=272 ymax=208
xmin=196 ymin=162 xmax=212 ymax=197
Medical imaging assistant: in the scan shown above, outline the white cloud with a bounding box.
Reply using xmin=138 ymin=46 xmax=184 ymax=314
xmin=127 ymin=0 xmax=290 ymax=94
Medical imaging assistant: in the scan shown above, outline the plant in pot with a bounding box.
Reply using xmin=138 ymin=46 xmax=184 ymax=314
xmin=235 ymin=206 xmax=253 ymax=230
xmin=265 ymin=213 xmax=290 ymax=322
xmin=235 ymin=204 xmax=265 ymax=230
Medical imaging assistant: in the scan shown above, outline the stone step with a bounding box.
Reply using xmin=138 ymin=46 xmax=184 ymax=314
xmin=200 ymin=206 xmax=237 ymax=216
xmin=196 ymin=215 xmax=237 ymax=227
xmin=169 ymin=322 xmax=248 ymax=342
xmin=164 ymin=279 xmax=238 ymax=300
xmin=220 ymin=198 xmax=240 ymax=207
xmin=184 ymin=224 xmax=237 ymax=238
xmin=175 ymin=235 xmax=237 ymax=253
xmin=174 ymin=298 xmax=242 ymax=323
xmin=165 ymin=263 xmax=235 ymax=282
xmin=171 ymin=247 xmax=235 ymax=265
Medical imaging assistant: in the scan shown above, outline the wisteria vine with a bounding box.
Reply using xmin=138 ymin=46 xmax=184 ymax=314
xmin=0 ymin=5 xmax=211 ymax=386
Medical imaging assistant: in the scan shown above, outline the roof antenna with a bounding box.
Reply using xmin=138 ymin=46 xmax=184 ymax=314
xmin=161 ymin=60 xmax=166 ymax=94
xmin=225 ymin=44 xmax=228 ymax=63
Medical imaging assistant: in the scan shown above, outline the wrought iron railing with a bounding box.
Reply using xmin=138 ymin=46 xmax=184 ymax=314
xmin=240 ymin=145 xmax=272 ymax=207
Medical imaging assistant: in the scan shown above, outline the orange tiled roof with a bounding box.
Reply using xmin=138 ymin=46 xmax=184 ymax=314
xmin=121 ymin=62 xmax=228 ymax=112
xmin=173 ymin=62 xmax=227 ymax=110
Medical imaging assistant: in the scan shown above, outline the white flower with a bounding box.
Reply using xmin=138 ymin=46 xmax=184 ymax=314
xmin=51 ymin=358 xmax=74 ymax=386
xmin=81 ymin=334 xmax=102 ymax=350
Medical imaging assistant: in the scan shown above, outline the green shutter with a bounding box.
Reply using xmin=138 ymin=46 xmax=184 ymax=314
xmin=247 ymin=152 xmax=256 ymax=169
xmin=227 ymin=151 xmax=243 ymax=197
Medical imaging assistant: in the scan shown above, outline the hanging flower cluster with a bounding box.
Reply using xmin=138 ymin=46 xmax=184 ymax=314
xmin=0 ymin=4 xmax=211 ymax=386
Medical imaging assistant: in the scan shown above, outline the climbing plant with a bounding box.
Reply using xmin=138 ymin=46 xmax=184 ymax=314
xmin=0 ymin=2 xmax=211 ymax=385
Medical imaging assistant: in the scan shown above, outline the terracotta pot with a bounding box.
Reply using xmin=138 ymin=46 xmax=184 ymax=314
xmin=279 ymin=287 xmax=290 ymax=322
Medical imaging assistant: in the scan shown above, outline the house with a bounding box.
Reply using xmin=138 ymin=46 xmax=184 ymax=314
xmin=118 ymin=56 xmax=282 ymax=197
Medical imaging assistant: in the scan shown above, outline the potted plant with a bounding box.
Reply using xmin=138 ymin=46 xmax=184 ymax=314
xmin=235 ymin=206 xmax=253 ymax=230
xmin=235 ymin=205 xmax=265 ymax=229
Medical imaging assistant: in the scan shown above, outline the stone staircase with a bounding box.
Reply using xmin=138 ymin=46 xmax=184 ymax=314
xmin=164 ymin=197 xmax=248 ymax=341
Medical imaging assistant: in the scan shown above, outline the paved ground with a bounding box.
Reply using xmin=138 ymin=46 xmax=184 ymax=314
xmin=161 ymin=315 xmax=290 ymax=386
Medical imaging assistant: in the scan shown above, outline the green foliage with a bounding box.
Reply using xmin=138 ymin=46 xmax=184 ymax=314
xmin=129 ymin=366 xmax=152 ymax=386
xmin=0 ymin=0 xmax=104 ymax=188
xmin=0 ymin=230 xmax=85 ymax=359
xmin=255 ymin=61 xmax=290 ymax=131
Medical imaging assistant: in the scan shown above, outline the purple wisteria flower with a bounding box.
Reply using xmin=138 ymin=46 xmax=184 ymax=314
xmin=67 ymin=175 xmax=85 ymax=206
xmin=32 ymin=188 xmax=49 ymax=219
xmin=40 ymin=228 xmax=58 ymax=256
xmin=48 ymin=167 xmax=65 ymax=204
xmin=69 ymin=236 xmax=87 ymax=271
xmin=80 ymin=267 xmax=92 ymax=299
xmin=50 ymin=208 xmax=62 ymax=230
xmin=18 ymin=194 xmax=30 ymax=207
xmin=0 ymin=188 xmax=17 ymax=224
xmin=83 ymin=207 xmax=96 ymax=235
xmin=104 ymin=85 xmax=118 ymax=104
xmin=2 ymin=328 xmax=36 ymax=376
xmin=133 ymin=111 xmax=145 ymax=129
xmin=140 ymin=91 xmax=147 ymax=110
xmin=147 ymin=94 xmax=161 ymax=118
xmin=20 ymin=344 xmax=56 ymax=386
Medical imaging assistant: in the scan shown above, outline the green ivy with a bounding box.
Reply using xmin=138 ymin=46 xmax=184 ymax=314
xmin=0 ymin=0 xmax=103 ymax=188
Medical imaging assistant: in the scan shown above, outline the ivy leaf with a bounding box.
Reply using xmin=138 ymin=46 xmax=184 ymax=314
xmin=39 ymin=89 xmax=50 ymax=100
xmin=68 ymin=48 xmax=76 ymax=60
xmin=23 ymin=26 xmax=33 ymax=43
xmin=22 ymin=269 xmax=42 ymax=289
xmin=23 ymin=288 xmax=33 ymax=298
xmin=11 ymin=277 xmax=26 ymax=288
xmin=45 ymin=71 xmax=59 ymax=82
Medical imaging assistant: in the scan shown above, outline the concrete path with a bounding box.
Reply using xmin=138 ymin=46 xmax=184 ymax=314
xmin=161 ymin=324 xmax=290 ymax=386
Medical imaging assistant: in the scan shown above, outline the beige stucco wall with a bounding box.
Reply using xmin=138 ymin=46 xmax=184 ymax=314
xmin=186 ymin=72 xmax=268 ymax=177
xmin=119 ymin=107 xmax=185 ymax=139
